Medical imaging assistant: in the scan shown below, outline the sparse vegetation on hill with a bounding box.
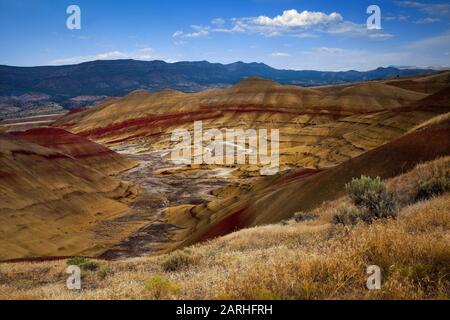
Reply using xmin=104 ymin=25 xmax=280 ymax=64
xmin=0 ymin=157 xmax=448 ymax=300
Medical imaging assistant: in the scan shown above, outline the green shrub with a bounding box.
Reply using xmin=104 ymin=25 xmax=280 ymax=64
xmin=144 ymin=275 xmax=179 ymax=299
xmin=66 ymin=257 xmax=99 ymax=271
xmin=162 ymin=251 xmax=194 ymax=272
xmin=66 ymin=257 xmax=87 ymax=266
xmin=416 ymin=177 xmax=450 ymax=201
xmin=332 ymin=205 xmax=362 ymax=226
xmin=346 ymin=176 xmax=398 ymax=222
xmin=293 ymin=211 xmax=319 ymax=222
xmin=347 ymin=176 xmax=383 ymax=205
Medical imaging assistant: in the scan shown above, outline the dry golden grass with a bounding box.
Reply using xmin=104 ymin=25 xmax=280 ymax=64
xmin=387 ymin=156 xmax=450 ymax=206
xmin=0 ymin=157 xmax=448 ymax=300
xmin=0 ymin=195 xmax=448 ymax=300
xmin=408 ymin=112 xmax=450 ymax=133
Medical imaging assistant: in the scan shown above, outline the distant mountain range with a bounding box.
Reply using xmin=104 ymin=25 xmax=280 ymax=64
xmin=0 ymin=59 xmax=436 ymax=114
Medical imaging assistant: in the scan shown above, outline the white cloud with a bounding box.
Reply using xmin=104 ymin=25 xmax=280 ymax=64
xmin=174 ymin=9 xmax=393 ymax=40
xmin=395 ymin=1 xmax=423 ymax=9
xmin=268 ymin=39 xmax=448 ymax=71
xmin=254 ymin=9 xmax=342 ymax=27
xmin=211 ymin=18 xmax=225 ymax=26
xmin=291 ymin=32 xmax=319 ymax=38
xmin=395 ymin=1 xmax=450 ymax=18
xmin=326 ymin=21 xmax=393 ymax=40
xmin=414 ymin=17 xmax=440 ymax=24
xmin=173 ymin=26 xmax=209 ymax=38
xmin=384 ymin=14 xmax=409 ymax=21
xmin=271 ymin=52 xmax=290 ymax=57
xmin=280 ymin=47 xmax=411 ymax=71
xmin=51 ymin=48 xmax=156 ymax=65
xmin=407 ymin=30 xmax=450 ymax=49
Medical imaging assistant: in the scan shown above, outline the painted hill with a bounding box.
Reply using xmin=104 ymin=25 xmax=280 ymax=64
xmin=0 ymin=133 xmax=136 ymax=260
xmin=385 ymin=71 xmax=450 ymax=94
xmin=50 ymin=72 xmax=450 ymax=257
xmin=1 ymin=72 xmax=448 ymax=261
xmin=16 ymin=127 xmax=135 ymax=175
xmin=54 ymin=73 xmax=446 ymax=170
xmin=166 ymin=117 xmax=450 ymax=248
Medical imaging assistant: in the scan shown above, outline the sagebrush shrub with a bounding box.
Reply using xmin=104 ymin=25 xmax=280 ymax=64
xmin=162 ymin=250 xmax=194 ymax=272
xmin=66 ymin=257 xmax=99 ymax=271
xmin=345 ymin=176 xmax=398 ymax=222
xmin=293 ymin=211 xmax=319 ymax=222
xmin=416 ymin=176 xmax=450 ymax=201
xmin=66 ymin=257 xmax=87 ymax=266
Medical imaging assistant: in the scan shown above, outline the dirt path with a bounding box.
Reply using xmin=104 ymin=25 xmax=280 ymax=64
xmin=98 ymin=151 xmax=234 ymax=260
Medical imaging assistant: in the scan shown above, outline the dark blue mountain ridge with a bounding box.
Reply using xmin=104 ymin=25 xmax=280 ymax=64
xmin=0 ymin=59 xmax=436 ymax=109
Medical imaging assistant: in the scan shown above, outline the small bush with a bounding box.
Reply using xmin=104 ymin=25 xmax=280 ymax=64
xmin=346 ymin=176 xmax=384 ymax=206
xmin=293 ymin=212 xmax=319 ymax=222
xmin=66 ymin=257 xmax=87 ymax=266
xmin=346 ymin=176 xmax=398 ymax=222
xmin=97 ymin=265 xmax=112 ymax=279
xmin=144 ymin=275 xmax=179 ymax=299
xmin=162 ymin=251 xmax=194 ymax=272
xmin=416 ymin=177 xmax=450 ymax=201
xmin=66 ymin=257 xmax=99 ymax=271
xmin=81 ymin=261 xmax=99 ymax=271
xmin=332 ymin=205 xmax=362 ymax=226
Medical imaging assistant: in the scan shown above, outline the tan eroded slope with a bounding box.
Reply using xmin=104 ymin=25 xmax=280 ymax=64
xmin=16 ymin=127 xmax=135 ymax=175
xmin=0 ymin=133 xmax=137 ymax=260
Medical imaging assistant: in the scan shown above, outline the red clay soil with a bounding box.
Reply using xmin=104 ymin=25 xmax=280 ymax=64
xmin=77 ymin=110 xmax=223 ymax=139
xmin=10 ymin=149 xmax=69 ymax=160
xmin=66 ymin=107 xmax=88 ymax=116
xmin=17 ymin=127 xmax=117 ymax=159
xmin=197 ymin=207 xmax=250 ymax=243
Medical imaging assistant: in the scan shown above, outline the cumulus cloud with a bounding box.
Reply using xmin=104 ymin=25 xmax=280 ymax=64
xmin=254 ymin=9 xmax=342 ymax=27
xmin=51 ymin=48 xmax=155 ymax=65
xmin=174 ymin=9 xmax=393 ymax=40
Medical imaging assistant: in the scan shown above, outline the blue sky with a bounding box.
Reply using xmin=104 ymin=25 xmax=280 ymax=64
xmin=0 ymin=0 xmax=449 ymax=70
